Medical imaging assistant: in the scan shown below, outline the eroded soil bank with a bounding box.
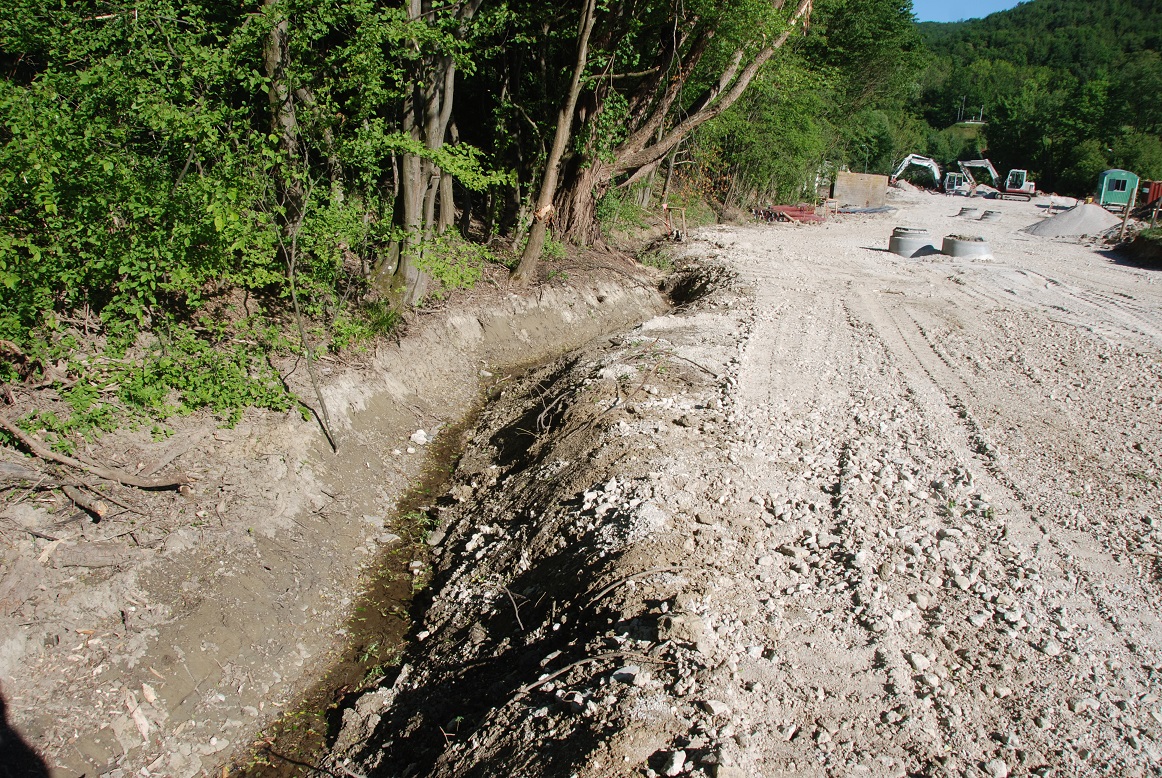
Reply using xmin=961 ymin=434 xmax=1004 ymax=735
xmin=328 ymin=191 xmax=1162 ymax=778
xmin=1 ymin=261 xmax=668 ymax=777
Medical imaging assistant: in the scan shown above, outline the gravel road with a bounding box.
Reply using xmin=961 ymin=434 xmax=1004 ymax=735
xmin=331 ymin=190 xmax=1162 ymax=778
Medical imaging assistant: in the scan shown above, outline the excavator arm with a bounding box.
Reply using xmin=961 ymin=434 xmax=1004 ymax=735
xmin=890 ymin=154 xmax=942 ymax=187
xmin=958 ymin=159 xmax=1000 ymax=188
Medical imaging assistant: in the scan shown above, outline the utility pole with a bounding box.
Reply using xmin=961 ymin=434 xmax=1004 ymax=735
xmin=958 ymin=96 xmax=965 ymax=123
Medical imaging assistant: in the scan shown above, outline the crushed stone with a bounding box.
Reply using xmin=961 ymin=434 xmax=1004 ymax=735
xmin=1022 ymin=203 xmax=1120 ymax=236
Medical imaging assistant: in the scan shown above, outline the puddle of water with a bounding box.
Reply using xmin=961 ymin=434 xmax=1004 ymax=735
xmin=227 ymin=405 xmax=481 ymax=776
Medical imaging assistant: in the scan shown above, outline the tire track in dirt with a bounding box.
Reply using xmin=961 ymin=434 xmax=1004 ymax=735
xmin=848 ymin=273 xmax=1162 ymax=712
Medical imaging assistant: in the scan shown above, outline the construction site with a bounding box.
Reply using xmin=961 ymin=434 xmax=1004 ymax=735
xmin=3 ymin=172 xmax=1161 ymax=777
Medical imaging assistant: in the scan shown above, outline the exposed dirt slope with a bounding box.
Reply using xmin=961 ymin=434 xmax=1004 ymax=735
xmin=1 ymin=266 xmax=667 ymax=778
xmin=331 ymin=193 xmax=1162 ymax=778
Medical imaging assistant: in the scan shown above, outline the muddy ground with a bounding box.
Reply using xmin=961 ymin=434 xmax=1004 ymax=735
xmin=326 ymin=190 xmax=1162 ymax=778
xmin=5 ymin=189 xmax=1162 ymax=778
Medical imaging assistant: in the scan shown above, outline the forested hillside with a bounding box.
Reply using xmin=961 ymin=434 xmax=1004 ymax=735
xmin=911 ymin=0 xmax=1162 ymax=194
xmin=0 ymin=0 xmax=918 ymax=447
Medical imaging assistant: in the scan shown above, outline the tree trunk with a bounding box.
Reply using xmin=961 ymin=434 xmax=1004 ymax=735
xmin=554 ymin=0 xmax=814 ymax=244
xmin=371 ymin=1 xmax=481 ymax=304
xmin=262 ymin=0 xmax=304 ymax=234
xmin=440 ymin=172 xmax=457 ymax=234
xmin=556 ymin=161 xmax=609 ymax=246
xmin=511 ymin=0 xmax=598 ymax=284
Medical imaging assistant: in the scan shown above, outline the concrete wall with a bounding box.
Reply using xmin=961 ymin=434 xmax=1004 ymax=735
xmin=832 ymin=172 xmax=888 ymax=208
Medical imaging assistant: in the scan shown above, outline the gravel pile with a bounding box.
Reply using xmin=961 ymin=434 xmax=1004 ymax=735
xmin=1022 ymin=204 xmax=1120 ymax=237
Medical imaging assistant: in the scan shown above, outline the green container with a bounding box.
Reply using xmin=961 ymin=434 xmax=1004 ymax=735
xmin=1097 ymin=169 xmax=1140 ymax=207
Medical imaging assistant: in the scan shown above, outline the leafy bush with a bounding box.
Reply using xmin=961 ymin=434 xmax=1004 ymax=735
xmin=597 ymin=187 xmax=650 ymax=235
xmin=414 ymin=233 xmax=496 ymax=299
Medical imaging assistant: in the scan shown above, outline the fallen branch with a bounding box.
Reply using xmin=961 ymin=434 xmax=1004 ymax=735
xmin=138 ymin=430 xmax=207 ymax=477
xmin=84 ymin=485 xmax=147 ymax=515
xmin=62 ymin=485 xmax=109 ymax=520
xmin=664 ymin=351 xmax=718 ymax=377
xmin=0 ymin=414 xmax=190 ymax=489
xmin=500 ymin=585 xmax=525 ymax=632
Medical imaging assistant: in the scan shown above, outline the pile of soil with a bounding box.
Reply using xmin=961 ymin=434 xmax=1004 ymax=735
xmin=1021 ymin=204 xmax=1120 ymax=237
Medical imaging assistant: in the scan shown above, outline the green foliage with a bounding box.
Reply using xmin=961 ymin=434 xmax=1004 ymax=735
xmin=577 ymin=90 xmax=629 ymax=165
xmin=329 ymin=300 xmax=402 ymax=352
xmin=0 ymin=0 xmax=512 ymax=435
xmin=414 ymin=233 xmax=496 ymax=299
xmin=912 ymin=0 xmax=1162 ymax=194
xmin=638 ymin=249 xmax=674 ymax=272
xmin=116 ymin=324 xmax=294 ymax=426
xmin=20 ymin=385 xmax=120 ymax=456
xmin=543 ymin=235 xmax=568 ymax=261
xmin=6 ymin=315 xmax=300 ymax=451
xmin=688 ymin=0 xmax=923 ymax=205
xmin=596 ymin=187 xmax=649 ymax=234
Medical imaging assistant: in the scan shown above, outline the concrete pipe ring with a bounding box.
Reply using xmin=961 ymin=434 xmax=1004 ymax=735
xmin=889 ymin=227 xmax=936 ymax=258
xmin=942 ymin=234 xmax=993 ymax=259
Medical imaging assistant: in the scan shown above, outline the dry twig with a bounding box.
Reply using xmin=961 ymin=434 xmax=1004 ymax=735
xmin=62 ymin=485 xmax=109 ymax=520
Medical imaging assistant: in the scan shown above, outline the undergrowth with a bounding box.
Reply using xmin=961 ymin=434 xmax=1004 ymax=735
xmin=638 ymin=248 xmax=675 ymax=272
xmin=0 ymin=228 xmax=517 ymax=453
xmin=597 ymin=186 xmax=651 ymax=235
xmin=1 ymin=300 xmax=402 ymax=453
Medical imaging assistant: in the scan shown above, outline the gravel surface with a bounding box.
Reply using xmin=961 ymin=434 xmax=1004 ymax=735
xmin=329 ymin=190 xmax=1162 ymax=778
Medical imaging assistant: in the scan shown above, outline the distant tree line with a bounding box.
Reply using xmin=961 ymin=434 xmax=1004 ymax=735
xmin=908 ymin=0 xmax=1162 ymax=194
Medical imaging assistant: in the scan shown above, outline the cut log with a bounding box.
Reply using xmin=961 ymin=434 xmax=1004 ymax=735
xmin=62 ymin=485 xmax=109 ymax=520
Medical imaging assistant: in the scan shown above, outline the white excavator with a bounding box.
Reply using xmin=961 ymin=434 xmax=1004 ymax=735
xmin=955 ymin=159 xmax=1036 ymax=200
xmin=890 ymin=154 xmax=1037 ymax=200
xmin=889 ymin=154 xmax=943 ymax=189
xmin=998 ymin=168 xmax=1037 ymax=200
xmin=957 ymin=159 xmax=1001 ymax=195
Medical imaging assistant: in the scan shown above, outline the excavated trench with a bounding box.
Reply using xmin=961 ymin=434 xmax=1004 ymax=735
xmin=317 ymin=256 xmax=743 ymax=778
xmin=231 ymin=260 xmax=726 ymax=776
xmin=235 ymin=407 xmax=482 ymax=776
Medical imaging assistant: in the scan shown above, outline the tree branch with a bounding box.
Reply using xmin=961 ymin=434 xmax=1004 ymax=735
xmin=0 ymin=415 xmax=191 ymax=490
xmin=615 ymin=0 xmax=813 ymax=178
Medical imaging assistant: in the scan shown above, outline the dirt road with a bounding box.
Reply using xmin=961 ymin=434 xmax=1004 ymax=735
xmin=331 ymin=191 xmax=1162 ymax=777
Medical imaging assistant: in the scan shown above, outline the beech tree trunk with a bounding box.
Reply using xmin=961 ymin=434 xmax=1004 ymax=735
xmin=510 ymin=0 xmax=598 ymax=284
xmin=372 ymin=0 xmax=481 ymax=304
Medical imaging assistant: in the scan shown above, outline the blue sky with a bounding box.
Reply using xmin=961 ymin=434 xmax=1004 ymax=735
xmin=912 ymin=0 xmax=1023 ymax=23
